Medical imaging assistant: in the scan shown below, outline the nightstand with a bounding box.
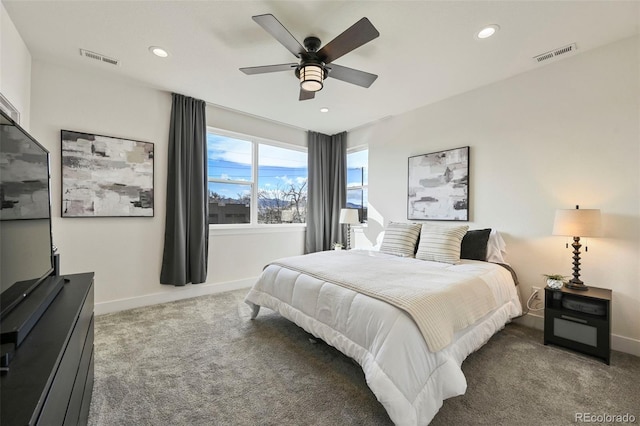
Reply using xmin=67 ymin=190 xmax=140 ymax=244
xmin=544 ymin=285 xmax=612 ymax=364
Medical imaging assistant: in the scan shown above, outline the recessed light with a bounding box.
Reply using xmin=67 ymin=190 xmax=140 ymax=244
xmin=149 ymin=46 xmax=169 ymax=58
xmin=476 ymin=24 xmax=500 ymax=39
xmin=320 ymin=107 xmax=329 ymax=113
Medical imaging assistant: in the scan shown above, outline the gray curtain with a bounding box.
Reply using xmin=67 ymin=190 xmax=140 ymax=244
xmin=305 ymin=131 xmax=347 ymax=253
xmin=160 ymin=93 xmax=208 ymax=285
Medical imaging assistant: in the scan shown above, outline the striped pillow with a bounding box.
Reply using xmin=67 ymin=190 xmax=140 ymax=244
xmin=379 ymin=222 xmax=422 ymax=257
xmin=416 ymin=224 xmax=469 ymax=264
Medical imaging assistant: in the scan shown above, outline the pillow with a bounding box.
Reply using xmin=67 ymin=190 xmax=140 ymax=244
xmin=379 ymin=222 xmax=422 ymax=257
xmin=460 ymin=228 xmax=492 ymax=261
xmin=486 ymin=229 xmax=507 ymax=264
xmin=415 ymin=224 xmax=469 ymax=264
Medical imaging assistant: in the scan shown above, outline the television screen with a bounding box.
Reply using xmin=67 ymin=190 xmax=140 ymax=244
xmin=0 ymin=110 xmax=54 ymax=316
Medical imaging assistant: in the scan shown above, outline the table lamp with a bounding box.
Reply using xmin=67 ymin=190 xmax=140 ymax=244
xmin=552 ymin=205 xmax=601 ymax=290
xmin=339 ymin=208 xmax=360 ymax=250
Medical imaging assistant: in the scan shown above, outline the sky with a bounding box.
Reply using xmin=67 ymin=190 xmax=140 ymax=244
xmin=207 ymin=132 xmax=367 ymax=206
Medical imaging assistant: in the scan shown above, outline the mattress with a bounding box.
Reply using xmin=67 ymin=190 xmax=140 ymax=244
xmin=245 ymin=250 xmax=522 ymax=425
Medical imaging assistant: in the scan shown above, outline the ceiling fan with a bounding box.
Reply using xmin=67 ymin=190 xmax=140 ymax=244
xmin=240 ymin=14 xmax=380 ymax=101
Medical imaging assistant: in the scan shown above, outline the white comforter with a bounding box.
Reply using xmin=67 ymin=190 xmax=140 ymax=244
xmin=244 ymin=251 xmax=522 ymax=425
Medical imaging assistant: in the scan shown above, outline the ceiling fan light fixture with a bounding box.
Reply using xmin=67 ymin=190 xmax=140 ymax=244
xmin=241 ymin=14 xmax=379 ymax=100
xmin=299 ymin=64 xmax=324 ymax=92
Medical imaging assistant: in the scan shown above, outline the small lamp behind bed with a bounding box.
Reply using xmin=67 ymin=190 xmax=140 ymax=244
xmin=339 ymin=208 xmax=360 ymax=250
xmin=552 ymin=205 xmax=601 ymax=291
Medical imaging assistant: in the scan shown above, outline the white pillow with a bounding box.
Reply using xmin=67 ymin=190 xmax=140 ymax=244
xmin=486 ymin=229 xmax=507 ymax=264
xmin=415 ymin=224 xmax=469 ymax=264
xmin=379 ymin=222 xmax=422 ymax=257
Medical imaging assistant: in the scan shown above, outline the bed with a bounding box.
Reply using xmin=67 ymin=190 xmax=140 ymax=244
xmin=244 ymin=225 xmax=522 ymax=425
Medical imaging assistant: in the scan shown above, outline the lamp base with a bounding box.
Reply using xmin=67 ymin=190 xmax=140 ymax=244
xmin=565 ymin=281 xmax=589 ymax=291
xmin=566 ymin=236 xmax=588 ymax=291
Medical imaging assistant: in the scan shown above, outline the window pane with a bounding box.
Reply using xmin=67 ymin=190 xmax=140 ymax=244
xmin=347 ymin=149 xmax=368 ymax=223
xmin=347 ymin=149 xmax=368 ymax=186
xmin=347 ymin=187 xmax=368 ymax=222
xmin=258 ymin=145 xmax=308 ymax=224
xmin=207 ymin=133 xmax=252 ymax=181
xmin=208 ymin=182 xmax=251 ymax=224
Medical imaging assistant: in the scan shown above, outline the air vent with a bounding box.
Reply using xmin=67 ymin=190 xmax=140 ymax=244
xmin=533 ymin=43 xmax=577 ymax=64
xmin=79 ymin=49 xmax=120 ymax=66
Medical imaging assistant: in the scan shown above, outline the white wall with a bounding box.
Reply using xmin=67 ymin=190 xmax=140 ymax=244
xmin=28 ymin=59 xmax=306 ymax=314
xmin=350 ymin=36 xmax=640 ymax=355
xmin=0 ymin=2 xmax=31 ymax=128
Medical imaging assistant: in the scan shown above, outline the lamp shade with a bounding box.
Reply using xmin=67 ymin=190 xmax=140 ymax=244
xmin=299 ymin=65 xmax=324 ymax=92
xmin=552 ymin=208 xmax=602 ymax=237
xmin=339 ymin=208 xmax=360 ymax=225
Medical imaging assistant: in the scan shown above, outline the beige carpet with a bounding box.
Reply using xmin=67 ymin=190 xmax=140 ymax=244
xmin=88 ymin=289 xmax=640 ymax=426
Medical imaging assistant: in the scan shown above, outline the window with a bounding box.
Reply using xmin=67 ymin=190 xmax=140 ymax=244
xmin=347 ymin=148 xmax=368 ymax=223
xmin=207 ymin=129 xmax=307 ymax=225
xmin=258 ymin=144 xmax=307 ymax=224
xmin=207 ymin=134 xmax=252 ymax=224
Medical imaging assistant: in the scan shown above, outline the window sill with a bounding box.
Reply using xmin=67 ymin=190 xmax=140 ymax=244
xmin=209 ymin=224 xmax=306 ymax=236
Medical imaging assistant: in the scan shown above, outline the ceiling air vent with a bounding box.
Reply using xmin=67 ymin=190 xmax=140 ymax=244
xmin=79 ymin=49 xmax=120 ymax=66
xmin=533 ymin=43 xmax=577 ymax=64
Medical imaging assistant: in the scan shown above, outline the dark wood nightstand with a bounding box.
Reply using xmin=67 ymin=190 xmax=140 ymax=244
xmin=544 ymin=285 xmax=612 ymax=364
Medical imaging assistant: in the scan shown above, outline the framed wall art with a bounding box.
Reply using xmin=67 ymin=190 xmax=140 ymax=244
xmin=407 ymin=146 xmax=469 ymax=221
xmin=61 ymin=130 xmax=154 ymax=217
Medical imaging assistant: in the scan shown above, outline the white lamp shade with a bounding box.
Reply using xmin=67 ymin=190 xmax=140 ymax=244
xmin=339 ymin=208 xmax=360 ymax=225
xmin=299 ymin=65 xmax=323 ymax=92
xmin=552 ymin=208 xmax=602 ymax=237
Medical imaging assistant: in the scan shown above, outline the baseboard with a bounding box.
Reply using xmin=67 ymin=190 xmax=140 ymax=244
xmin=95 ymin=277 xmax=256 ymax=316
xmin=514 ymin=313 xmax=640 ymax=358
xmin=513 ymin=312 xmax=544 ymax=330
xmin=611 ymin=333 xmax=640 ymax=357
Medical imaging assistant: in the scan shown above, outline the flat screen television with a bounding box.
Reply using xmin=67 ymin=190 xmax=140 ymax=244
xmin=0 ymin=109 xmax=56 ymax=321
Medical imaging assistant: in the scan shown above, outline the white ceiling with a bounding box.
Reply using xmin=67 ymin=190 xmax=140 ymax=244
xmin=3 ymin=1 xmax=639 ymax=135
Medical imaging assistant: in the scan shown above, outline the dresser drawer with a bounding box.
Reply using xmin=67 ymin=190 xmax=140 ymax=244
xmin=37 ymin=283 xmax=93 ymax=425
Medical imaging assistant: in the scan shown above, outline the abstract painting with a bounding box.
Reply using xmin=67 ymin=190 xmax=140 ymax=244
xmin=61 ymin=130 xmax=154 ymax=217
xmin=407 ymin=146 xmax=469 ymax=221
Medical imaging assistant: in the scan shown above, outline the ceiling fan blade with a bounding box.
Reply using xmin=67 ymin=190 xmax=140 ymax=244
xmin=240 ymin=63 xmax=298 ymax=75
xmin=317 ymin=17 xmax=379 ymax=64
xmin=326 ymin=63 xmax=378 ymax=88
xmin=252 ymin=14 xmax=305 ymax=58
xmin=299 ymin=89 xmax=315 ymax=101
